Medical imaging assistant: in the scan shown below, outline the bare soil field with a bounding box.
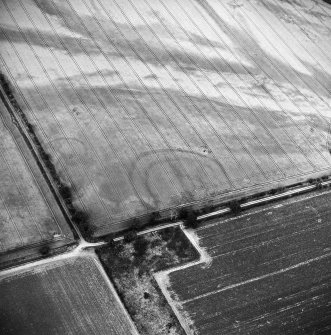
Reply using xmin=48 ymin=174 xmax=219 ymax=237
xmin=1 ymin=0 xmax=331 ymax=234
xmin=160 ymin=190 xmax=331 ymax=334
xmin=0 ymin=98 xmax=74 ymax=268
xmin=0 ymin=253 xmax=138 ymax=335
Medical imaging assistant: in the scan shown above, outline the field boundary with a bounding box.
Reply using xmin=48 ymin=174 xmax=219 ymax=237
xmin=154 ymin=227 xmax=210 ymax=335
xmin=89 ymin=252 xmax=141 ymax=335
xmin=95 ymin=165 xmax=331 ymax=237
xmin=112 ymin=177 xmax=331 ymax=242
xmin=0 ymin=78 xmax=77 ymax=269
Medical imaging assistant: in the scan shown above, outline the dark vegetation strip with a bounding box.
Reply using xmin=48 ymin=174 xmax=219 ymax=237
xmin=0 ymin=72 xmax=93 ymax=242
xmin=119 ymin=174 xmax=331 ymax=241
xmin=98 ymin=226 xmax=199 ymax=335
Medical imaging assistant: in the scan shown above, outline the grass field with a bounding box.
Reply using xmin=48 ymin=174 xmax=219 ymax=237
xmin=1 ymin=0 xmax=331 ymax=235
xmin=159 ymin=190 xmax=331 ymax=334
xmin=0 ymin=98 xmax=73 ymax=267
xmin=0 ymin=254 xmax=138 ymax=335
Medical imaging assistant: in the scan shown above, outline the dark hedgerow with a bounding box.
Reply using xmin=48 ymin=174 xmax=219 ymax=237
xmin=147 ymin=211 xmax=160 ymax=226
xmin=71 ymin=210 xmax=95 ymax=238
xmin=40 ymin=151 xmax=51 ymax=162
xmin=316 ymin=179 xmax=324 ymax=190
xmin=26 ymin=123 xmax=34 ymax=133
xmin=80 ymin=223 xmax=96 ymax=238
xmin=1 ymin=72 xmax=94 ymax=239
xmin=58 ymin=184 xmax=72 ymax=200
xmin=71 ymin=210 xmax=89 ymax=225
xmin=183 ymin=210 xmax=199 ymax=229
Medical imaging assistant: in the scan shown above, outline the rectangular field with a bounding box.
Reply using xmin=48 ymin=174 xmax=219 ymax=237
xmin=1 ymin=0 xmax=331 ymax=234
xmin=160 ymin=190 xmax=331 ymax=334
xmin=0 ymin=254 xmax=138 ymax=335
xmin=0 ymin=98 xmax=73 ymax=268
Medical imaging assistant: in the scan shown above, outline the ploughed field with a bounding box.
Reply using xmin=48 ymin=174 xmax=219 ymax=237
xmin=0 ymin=99 xmax=73 ymax=267
xmin=0 ymin=254 xmax=137 ymax=335
xmin=1 ymin=0 xmax=331 ymax=234
xmin=162 ymin=190 xmax=331 ymax=334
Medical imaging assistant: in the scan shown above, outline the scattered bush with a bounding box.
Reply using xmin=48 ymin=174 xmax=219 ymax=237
xmin=147 ymin=211 xmax=160 ymax=226
xmin=143 ymin=292 xmax=151 ymax=299
xmin=131 ymin=217 xmax=143 ymax=229
xmin=133 ymin=237 xmax=149 ymax=259
xmin=123 ymin=230 xmax=138 ymax=243
xmin=229 ymin=200 xmax=241 ymax=214
xmin=26 ymin=123 xmax=34 ymax=133
xmin=80 ymin=223 xmax=95 ymax=238
xmin=71 ymin=210 xmax=89 ymax=225
xmin=39 ymin=245 xmax=51 ymax=256
xmin=58 ymin=184 xmax=72 ymax=200
xmin=178 ymin=207 xmax=188 ymax=220
xmin=316 ymin=180 xmax=324 ymax=190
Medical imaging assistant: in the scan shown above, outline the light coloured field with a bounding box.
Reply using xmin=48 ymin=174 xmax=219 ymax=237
xmin=0 ymin=254 xmax=138 ymax=335
xmin=0 ymin=99 xmax=73 ymax=266
xmin=1 ymin=0 xmax=331 ymax=234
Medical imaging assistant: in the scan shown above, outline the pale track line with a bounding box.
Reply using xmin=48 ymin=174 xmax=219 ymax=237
xmin=0 ymin=238 xmax=104 ymax=278
xmin=181 ymin=251 xmax=331 ymax=303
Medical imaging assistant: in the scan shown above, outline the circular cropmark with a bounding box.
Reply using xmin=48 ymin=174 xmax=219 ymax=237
xmin=130 ymin=148 xmax=232 ymax=210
